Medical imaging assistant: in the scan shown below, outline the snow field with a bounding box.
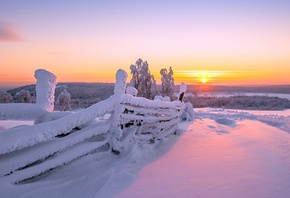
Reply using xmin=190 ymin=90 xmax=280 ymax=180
xmin=115 ymin=110 xmax=290 ymax=198
xmin=0 ymin=108 xmax=290 ymax=197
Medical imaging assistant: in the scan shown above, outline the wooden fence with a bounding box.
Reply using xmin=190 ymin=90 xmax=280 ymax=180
xmin=0 ymin=69 xmax=186 ymax=184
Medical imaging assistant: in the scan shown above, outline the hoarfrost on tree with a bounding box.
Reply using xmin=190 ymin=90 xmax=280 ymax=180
xmin=15 ymin=89 xmax=32 ymax=103
xmin=160 ymin=66 xmax=175 ymax=99
xmin=57 ymin=89 xmax=72 ymax=111
xmin=129 ymin=58 xmax=159 ymax=99
xmin=0 ymin=90 xmax=13 ymax=103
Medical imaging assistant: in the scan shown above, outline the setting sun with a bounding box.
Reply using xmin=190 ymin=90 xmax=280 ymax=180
xmin=198 ymin=72 xmax=211 ymax=84
xmin=201 ymin=77 xmax=208 ymax=84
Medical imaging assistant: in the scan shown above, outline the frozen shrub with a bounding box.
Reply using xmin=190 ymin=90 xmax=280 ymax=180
xmin=57 ymin=89 xmax=72 ymax=111
xmin=15 ymin=89 xmax=32 ymax=103
xmin=0 ymin=90 xmax=13 ymax=103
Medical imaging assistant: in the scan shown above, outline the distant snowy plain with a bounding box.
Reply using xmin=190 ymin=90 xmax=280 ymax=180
xmin=1 ymin=107 xmax=290 ymax=198
xmin=198 ymin=92 xmax=290 ymax=101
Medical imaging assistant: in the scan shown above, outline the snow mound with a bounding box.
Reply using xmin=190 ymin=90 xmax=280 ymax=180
xmin=215 ymin=118 xmax=236 ymax=127
xmin=126 ymin=86 xmax=138 ymax=96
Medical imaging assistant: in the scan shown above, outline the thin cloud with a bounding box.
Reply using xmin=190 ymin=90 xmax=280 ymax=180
xmin=0 ymin=74 xmax=11 ymax=77
xmin=0 ymin=22 xmax=25 ymax=42
xmin=46 ymin=51 xmax=69 ymax=55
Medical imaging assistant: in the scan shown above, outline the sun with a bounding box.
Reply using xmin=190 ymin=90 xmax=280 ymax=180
xmin=201 ymin=77 xmax=208 ymax=84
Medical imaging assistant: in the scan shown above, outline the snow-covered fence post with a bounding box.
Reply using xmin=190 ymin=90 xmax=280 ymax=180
xmin=34 ymin=69 xmax=57 ymax=112
xmin=114 ymin=69 xmax=127 ymax=96
xmin=111 ymin=69 xmax=127 ymax=154
xmin=178 ymin=83 xmax=187 ymax=102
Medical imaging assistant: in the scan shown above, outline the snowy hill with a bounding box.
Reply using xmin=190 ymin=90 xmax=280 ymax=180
xmin=6 ymin=83 xmax=115 ymax=109
xmin=1 ymin=108 xmax=290 ymax=198
xmin=7 ymin=83 xmax=115 ymax=99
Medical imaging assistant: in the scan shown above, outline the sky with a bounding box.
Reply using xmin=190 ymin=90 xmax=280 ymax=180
xmin=0 ymin=0 xmax=290 ymax=88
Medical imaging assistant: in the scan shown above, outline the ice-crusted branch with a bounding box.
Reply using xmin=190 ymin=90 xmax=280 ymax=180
xmin=34 ymin=69 xmax=57 ymax=112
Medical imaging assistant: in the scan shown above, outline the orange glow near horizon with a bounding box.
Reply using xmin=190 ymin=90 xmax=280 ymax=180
xmin=173 ymin=69 xmax=290 ymax=86
xmin=1 ymin=67 xmax=290 ymax=88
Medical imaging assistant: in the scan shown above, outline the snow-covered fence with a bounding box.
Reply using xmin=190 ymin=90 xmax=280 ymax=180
xmin=121 ymin=96 xmax=184 ymax=139
xmin=0 ymin=69 xmax=189 ymax=184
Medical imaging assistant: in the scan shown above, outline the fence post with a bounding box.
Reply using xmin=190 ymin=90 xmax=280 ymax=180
xmin=111 ymin=69 xmax=127 ymax=154
xmin=178 ymin=82 xmax=187 ymax=102
xmin=114 ymin=69 xmax=128 ymax=95
xmin=34 ymin=69 xmax=57 ymax=112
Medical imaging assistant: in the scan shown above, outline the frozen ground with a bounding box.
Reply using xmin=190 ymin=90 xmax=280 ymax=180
xmin=0 ymin=108 xmax=290 ymax=198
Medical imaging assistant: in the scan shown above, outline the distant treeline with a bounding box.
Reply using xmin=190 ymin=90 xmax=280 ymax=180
xmin=185 ymin=95 xmax=290 ymax=110
xmin=185 ymin=84 xmax=290 ymax=94
xmin=3 ymin=83 xmax=290 ymax=110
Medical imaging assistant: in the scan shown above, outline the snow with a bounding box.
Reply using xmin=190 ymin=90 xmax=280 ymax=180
xmin=122 ymin=94 xmax=183 ymax=109
xmin=179 ymin=82 xmax=187 ymax=94
xmin=126 ymin=86 xmax=138 ymax=96
xmin=0 ymin=103 xmax=46 ymax=120
xmin=0 ymin=120 xmax=33 ymax=129
xmin=184 ymin=102 xmax=194 ymax=121
xmin=1 ymin=108 xmax=290 ymax=197
xmin=116 ymin=119 xmax=290 ymax=198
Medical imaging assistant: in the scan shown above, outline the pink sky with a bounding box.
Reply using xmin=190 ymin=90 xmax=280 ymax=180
xmin=1 ymin=0 xmax=290 ymax=87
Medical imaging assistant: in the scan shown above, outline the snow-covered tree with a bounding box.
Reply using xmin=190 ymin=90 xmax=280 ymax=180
xmin=57 ymin=89 xmax=72 ymax=111
xmin=0 ymin=90 xmax=13 ymax=103
xmin=129 ymin=58 xmax=159 ymax=99
xmin=160 ymin=66 xmax=174 ymax=99
xmin=15 ymin=89 xmax=32 ymax=103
